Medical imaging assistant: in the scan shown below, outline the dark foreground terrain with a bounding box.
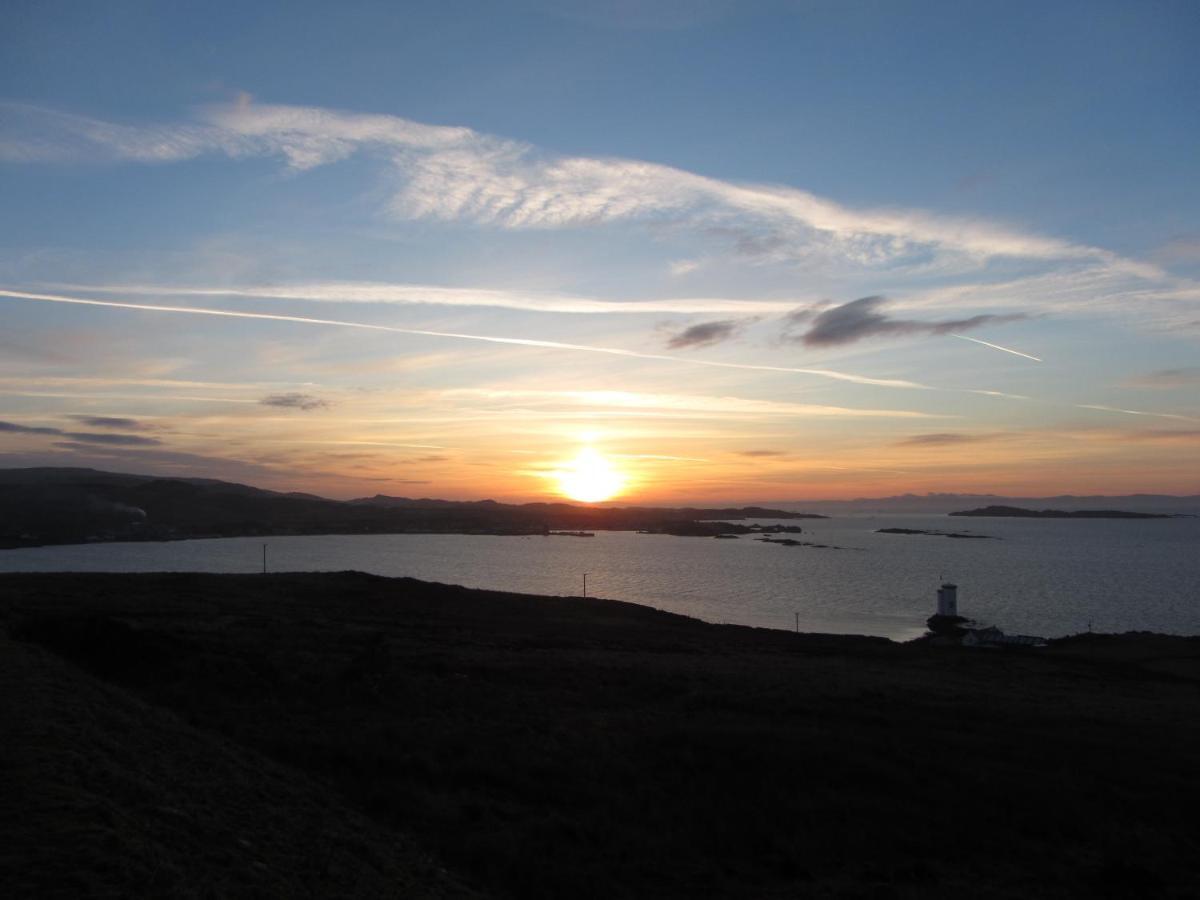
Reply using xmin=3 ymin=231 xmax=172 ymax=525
xmin=2 ymin=573 xmax=1198 ymax=899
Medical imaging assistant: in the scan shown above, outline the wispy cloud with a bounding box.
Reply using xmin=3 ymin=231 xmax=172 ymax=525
xmin=613 ymin=453 xmax=710 ymax=462
xmin=444 ymin=388 xmax=948 ymax=419
xmin=11 ymin=100 xmax=1198 ymax=333
xmin=0 ymin=418 xmax=161 ymax=445
xmin=900 ymin=266 xmax=1200 ymax=332
xmin=57 ymin=432 xmax=162 ymax=446
xmin=784 ymin=296 xmax=1026 ymax=348
xmin=1152 ymin=235 xmax=1200 ymax=265
xmin=260 ymin=392 xmax=329 ymax=411
xmin=668 ymin=259 xmax=702 ymax=276
xmin=66 ymin=414 xmax=145 ymax=429
xmin=1 ymin=99 xmax=1117 ymax=271
xmin=1125 ymin=367 xmax=1200 ymax=389
xmin=895 ymin=432 xmax=998 ymax=446
xmin=7 ymin=289 xmax=1190 ymax=429
xmin=1125 ymin=429 xmax=1200 ymax=443
xmin=0 ymin=420 xmax=60 ymax=435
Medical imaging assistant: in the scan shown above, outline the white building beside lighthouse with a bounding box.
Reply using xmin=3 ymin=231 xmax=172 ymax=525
xmin=936 ymin=583 xmax=958 ymax=617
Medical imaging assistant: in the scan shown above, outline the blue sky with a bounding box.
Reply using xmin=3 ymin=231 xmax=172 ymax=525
xmin=1 ymin=0 xmax=1198 ymax=500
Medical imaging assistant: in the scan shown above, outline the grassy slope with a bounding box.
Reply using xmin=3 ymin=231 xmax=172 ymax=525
xmin=0 ymin=614 xmax=478 ymax=898
xmin=2 ymin=572 xmax=1199 ymax=899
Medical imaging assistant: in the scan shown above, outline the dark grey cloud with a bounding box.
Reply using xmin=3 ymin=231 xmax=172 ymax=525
xmin=781 ymin=306 xmax=818 ymax=326
xmin=260 ymin=392 xmax=330 ymax=411
xmin=784 ymin=296 xmax=1026 ymax=348
xmin=67 ymin=415 xmax=144 ymax=430
xmin=1125 ymin=367 xmax=1200 ymax=389
xmin=665 ymin=319 xmax=744 ymax=350
xmin=355 ymin=477 xmax=432 ymax=483
xmin=1 ymin=419 xmax=160 ymax=446
xmin=64 ymin=432 xmax=162 ymax=446
xmin=896 ymin=433 xmax=987 ymax=446
xmin=0 ymin=420 xmax=61 ymax=435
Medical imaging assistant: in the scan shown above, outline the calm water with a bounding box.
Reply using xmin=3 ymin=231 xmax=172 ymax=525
xmin=2 ymin=515 xmax=1197 ymax=640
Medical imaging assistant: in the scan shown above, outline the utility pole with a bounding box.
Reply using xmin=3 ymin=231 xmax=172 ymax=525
xmin=262 ymin=543 xmax=267 ymax=574
xmin=583 ymin=573 xmax=588 ymax=598
xmin=794 ymin=612 xmax=799 ymax=633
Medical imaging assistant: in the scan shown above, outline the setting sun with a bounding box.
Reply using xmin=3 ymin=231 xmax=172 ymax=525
xmin=555 ymin=447 xmax=627 ymax=503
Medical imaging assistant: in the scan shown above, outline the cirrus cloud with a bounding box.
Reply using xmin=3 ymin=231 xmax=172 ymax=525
xmin=0 ymin=99 xmax=1118 ymax=272
xmin=1125 ymin=367 xmax=1200 ymax=389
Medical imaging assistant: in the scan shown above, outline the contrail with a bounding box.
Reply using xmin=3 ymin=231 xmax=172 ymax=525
xmin=949 ymin=332 xmax=1042 ymax=362
xmin=0 ymin=288 xmax=927 ymax=390
xmin=1076 ymin=404 xmax=1196 ymax=422
xmin=42 ymin=280 xmax=803 ymax=316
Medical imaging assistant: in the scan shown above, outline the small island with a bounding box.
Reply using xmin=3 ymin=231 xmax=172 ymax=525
xmin=756 ymin=536 xmax=853 ymax=550
xmin=877 ymin=527 xmax=996 ymax=539
xmin=950 ymin=505 xmax=1174 ymax=519
xmin=641 ymin=522 xmax=809 ymax=538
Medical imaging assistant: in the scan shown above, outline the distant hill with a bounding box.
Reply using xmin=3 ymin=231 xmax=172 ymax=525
xmin=0 ymin=468 xmax=818 ymax=548
xmin=950 ymin=505 xmax=1176 ymax=519
xmin=771 ymin=492 xmax=1200 ymax=516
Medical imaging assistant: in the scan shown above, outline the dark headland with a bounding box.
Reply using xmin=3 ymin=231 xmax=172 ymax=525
xmin=3 ymin=572 xmax=1199 ymax=898
xmin=0 ymin=467 xmax=821 ymax=549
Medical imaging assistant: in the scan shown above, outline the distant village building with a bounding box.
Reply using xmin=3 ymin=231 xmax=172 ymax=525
xmin=962 ymin=626 xmax=1001 ymax=646
xmin=936 ymin=583 xmax=958 ymax=617
xmin=962 ymin=628 xmax=1046 ymax=648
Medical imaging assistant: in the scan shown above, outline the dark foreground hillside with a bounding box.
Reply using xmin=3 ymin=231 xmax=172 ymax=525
xmin=2 ymin=573 xmax=1198 ymax=899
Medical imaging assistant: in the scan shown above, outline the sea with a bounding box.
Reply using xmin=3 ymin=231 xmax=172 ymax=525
xmin=1 ymin=515 xmax=1196 ymax=641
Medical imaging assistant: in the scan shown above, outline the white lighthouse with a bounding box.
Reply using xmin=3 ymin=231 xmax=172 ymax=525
xmin=936 ymin=583 xmax=958 ymax=617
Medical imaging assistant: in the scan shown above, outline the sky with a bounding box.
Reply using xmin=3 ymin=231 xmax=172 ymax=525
xmin=1 ymin=0 xmax=1198 ymax=503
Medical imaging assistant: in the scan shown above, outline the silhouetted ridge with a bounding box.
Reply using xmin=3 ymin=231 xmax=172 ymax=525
xmin=0 ymin=467 xmax=822 ymax=548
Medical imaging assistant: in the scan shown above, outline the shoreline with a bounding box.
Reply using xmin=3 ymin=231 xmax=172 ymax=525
xmin=3 ymin=568 xmax=1196 ymax=643
xmin=4 ymin=528 xmax=1198 ymax=641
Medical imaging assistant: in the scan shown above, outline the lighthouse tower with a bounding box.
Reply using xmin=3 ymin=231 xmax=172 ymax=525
xmin=936 ymin=583 xmax=958 ymax=617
